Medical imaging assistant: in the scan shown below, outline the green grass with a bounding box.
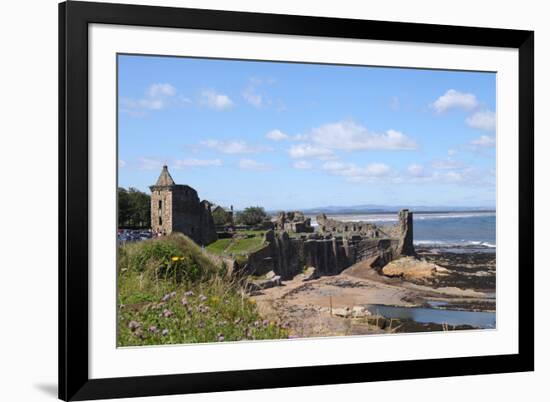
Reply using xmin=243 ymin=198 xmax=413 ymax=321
xmin=118 ymin=233 xmax=287 ymax=346
xmin=226 ymin=236 xmax=265 ymax=254
xmin=205 ymin=231 xmax=267 ymax=258
xmin=205 ymin=238 xmax=232 ymax=255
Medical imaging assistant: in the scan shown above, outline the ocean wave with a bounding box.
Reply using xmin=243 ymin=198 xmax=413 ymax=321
xmin=414 ymin=240 xmax=496 ymax=248
xmin=310 ymin=211 xmax=495 ymax=224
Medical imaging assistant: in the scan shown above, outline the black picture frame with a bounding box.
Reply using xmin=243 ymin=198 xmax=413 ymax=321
xmin=59 ymin=1 xmax=534 ymax=400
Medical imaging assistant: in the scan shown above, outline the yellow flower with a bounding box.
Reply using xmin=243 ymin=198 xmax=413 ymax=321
xmin=171 ymin=256 xmax=179 ymax=261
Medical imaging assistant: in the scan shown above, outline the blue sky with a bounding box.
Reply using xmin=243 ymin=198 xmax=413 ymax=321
xmin=118 ymin=54 xmax=496 ymax=211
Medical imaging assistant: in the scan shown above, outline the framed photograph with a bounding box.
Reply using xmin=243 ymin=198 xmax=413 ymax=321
xmin=59 ymin=1 xmax=534 ymax=400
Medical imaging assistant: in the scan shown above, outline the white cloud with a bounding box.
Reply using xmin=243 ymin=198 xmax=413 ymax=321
xmin=266 ymin=129 xmax=290 ymax=141
xmin=448 ymin=149 xmax=458 ymax=156
xmin=431 ymin=89 xmax=479 ymax=113
xmin=292 ymin=160 xmax=313 ymax=169
xmin=466 ymin=110 xmax=496 ymax=131
xmin=308 ymin=120 xmax=417 ymax=151
xmin=242 ymin=84 xmax=263 ymax=107
xmin=118 ymin=159 xmax=126 ymax=168
xmin=407 ymin=164 xmax=425 ymax=177
xmin=121 ymin=83 xmax=182 ymax=116
xmin=138 ymin=157 xmax=163 ymax=170
xmin=201 ymin=140 xmax=268 ymax=154
xmin=288 ymin=144 xmax=334 ymax=159
xmin=147 ymin=83 xmax=176 ymax=98
xmin=431 ymin=159 xmax=464 ymax=170
xmin=238 ymin=159 xmax=271 ymax=171
xmin=200 ymin=90 xmax=234 ymax=110
xmin=174 ymin=158 xmax=222 ymax=168
xmin=470 ymin=135 xmax=496 ymax=147
xmin=322 ymin=161 xmax=392 ymax=182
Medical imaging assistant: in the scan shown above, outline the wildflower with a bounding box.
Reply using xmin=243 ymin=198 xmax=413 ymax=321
xmin=180 ymin=297 xmax=188 ymax=306
xmin=148 ymin=326 xmax=159 ymax=333
xmin=161 ymin=291 xmax=176 ymax=302
xmin=198 ymin=304 xmax=210 ymax=314
xmin=134 ymin=329 xmax=145 ymax=339
xmin=163 ymin=309 xmax=174 ymax=318
xmin=198 ymin=294 xmax=207 ymax=302
xmin=262 ymin=319 xmax=270 ymax=327
xmin=253 ymin=320 xmax=260 ymax=327
xmin=171 ymin=256 xmax=179 ymax=261
xmin=198 ymin=321 xmax=205 ymax=328
xmin=217 ymin=333 xmax=225 ymax=342
xmin=161 ymin=329 xmax=169 ymax=336
xmin=128 ymin=321 xmax=141 ymax=332
xmin=184 ymin=290 xmax=194 ymax=297
xmin=234 ymin=318 xmax=241 ymax=325
xmin=280 ymin=322 xmax=290 ymax=329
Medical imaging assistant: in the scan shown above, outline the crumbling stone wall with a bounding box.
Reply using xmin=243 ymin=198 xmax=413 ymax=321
xmin=274 ymin=211 xmax=313 ymax=233
xmin=316 ymin=213 xmax=383 ymax=238
xmin=244 ymin=209 xmax=414 ymax=279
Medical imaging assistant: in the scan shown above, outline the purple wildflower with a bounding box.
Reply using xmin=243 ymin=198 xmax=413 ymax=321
xmin=161 ymin=329 xmax=169 ymax=336
xmin=198 ymin=294 xmax=207 ymax=302
xmin=262 ymin=319 xmax=270 ymax=327
xmin=184 ymin=290 xmax=194 ymax=297
xmin=160 ymin=292 xmax=174 ymax=302
xmin=148 ymin=326 xmax=159 ymax=333
xmin=163 ymin=309 xmax=174 ymax=318
xmin=128 ymin=321 xmax=141 ymax=332
xmin=180 ymin=297 xmax=188 ymax=306
xmin=217 ymin=333 xmax=225 ymax=342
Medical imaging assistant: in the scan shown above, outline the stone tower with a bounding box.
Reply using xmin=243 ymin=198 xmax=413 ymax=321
xmin=149 ymin=165 xmax=217 ymax=246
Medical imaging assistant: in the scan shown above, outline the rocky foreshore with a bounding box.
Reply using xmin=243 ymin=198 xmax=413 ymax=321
xmin=249 ymin=247 xmax=496 ymax=338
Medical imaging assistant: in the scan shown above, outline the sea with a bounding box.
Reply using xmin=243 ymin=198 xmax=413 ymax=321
xmin=309 ymin=211 xmax=496 ymax=253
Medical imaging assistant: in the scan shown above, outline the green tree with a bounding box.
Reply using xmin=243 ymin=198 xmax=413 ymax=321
xmin=212 ymin=208 xmax=232 ymax=226
xmin=118 ymin=187 xmax=151 ymax=228
xmin=235 ymin=206 xmax=268 ymax=226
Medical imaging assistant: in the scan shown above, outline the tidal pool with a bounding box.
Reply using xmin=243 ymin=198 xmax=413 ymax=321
xmin=366 ymin=304 xmax=496 ymax=329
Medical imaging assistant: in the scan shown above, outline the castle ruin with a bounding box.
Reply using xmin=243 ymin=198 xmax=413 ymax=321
xmin=150 ymin=166 xmax=217 ymax=246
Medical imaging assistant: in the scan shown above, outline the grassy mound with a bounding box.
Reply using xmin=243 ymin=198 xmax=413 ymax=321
xmin=206 ymin=230 xmax=266 ymax=257
xmin=118 ymin=233 xmax=287 ymax=346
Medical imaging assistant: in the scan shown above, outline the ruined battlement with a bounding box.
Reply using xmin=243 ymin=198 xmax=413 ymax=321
xmin=274 ymin=211 xmax=314 ymax=233
xmin=243 ymin=209 xmax=415 ymax=279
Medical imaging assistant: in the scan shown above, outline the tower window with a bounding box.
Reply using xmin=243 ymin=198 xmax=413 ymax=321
xmin=158 ymin=200 xmax=162 ymax=209
xmin=159 ymin=216 xmax=162 ymax=225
